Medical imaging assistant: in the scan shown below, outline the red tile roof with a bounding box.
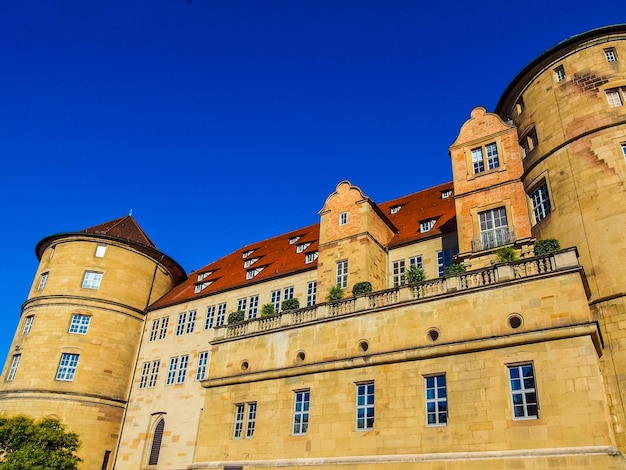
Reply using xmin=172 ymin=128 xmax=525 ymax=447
xmin=81 ymin=215 xmax=157 ymax=249
xmin=150 ymin=182 xmax=456 ymax=309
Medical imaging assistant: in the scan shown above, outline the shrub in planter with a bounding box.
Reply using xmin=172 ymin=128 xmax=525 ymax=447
xmin=444 ymin=263 xmax=466 ymax=276
xmin=352 ymin=281 xmax=373 ymax=296
xmin=261 ymin=303 xmax=275 ymax=317
xmin=495 ymin=246 xmax=517 ymax=263
xmin=534 ymin=238 xmax=561 ymax=256
xmin=228 ymin=310 xmax=245 ymax=324
xmin=326 ymin=285 xmax=345 ymax=302
xmin=282 ymin=298 xmax=300 ymax=311
xmin=406 ymin=265 xmax=426 ymax=284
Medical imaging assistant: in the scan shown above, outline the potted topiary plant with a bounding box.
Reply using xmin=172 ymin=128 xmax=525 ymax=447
xmin=281 ymin=298 xmax=300 ymax=311
xmin=352 ymin=281 xmax=373 ymax=296
xmin=261 ymin=303 xmax=275 ymax=317
xmin=228 ymin=310 xmax=245 ymax=324
xmin=444 ymin=263 xmax=466 ymax=276
xmin=406 ymin=265 xmax=426 ymax=284
xmin=326 ymin=285 xmax=345 ymax=302
xmin=534 ymin=238 xmax=560 ymax=256
xmin=495 ymin=246 xmax=517 ymax=263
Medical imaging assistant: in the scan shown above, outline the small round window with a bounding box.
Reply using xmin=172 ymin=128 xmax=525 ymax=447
xmin=240 ymin=360 xmax=249 ymax=371
xmin=508 ymin=314 xmax=523 ymax=329
xmin=427 ymin=328 xmax=440 ymax=342
xmin=358 ymin=340 xmax=369 ymax=353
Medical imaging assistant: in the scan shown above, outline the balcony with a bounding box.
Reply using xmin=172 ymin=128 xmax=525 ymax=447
xmin=213 ymin=248 xmax=584 ymax=342
xmin=472 ymin=226 xmax=516 ymax=251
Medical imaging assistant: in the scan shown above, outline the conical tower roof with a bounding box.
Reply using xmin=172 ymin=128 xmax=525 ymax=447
xmin=80 ymin=215 xmax=157 ymax=249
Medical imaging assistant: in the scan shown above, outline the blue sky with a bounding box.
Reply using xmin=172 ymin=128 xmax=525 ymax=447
xmin=0 ymin=1 xmax=622 ymax=359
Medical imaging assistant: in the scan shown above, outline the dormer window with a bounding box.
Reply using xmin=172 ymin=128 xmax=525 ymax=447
xmin=420 ymin=219 xmax=437 ymax=233
xmin=339 ymin=212 xmax=348 ymax=226
xmin=244 ymin=257 xmax=259 ymax=268
xmin=242 ymin=250 xmax=254 ymax=259
xmin=441 ymin=190 xmax=452 ymax=199
xmin=305 ymin=252 xmax=318 ymax=264
xmin=289 ymin=236 xmax=301 ymax=245
xmin=246 ymin=267 xmax=264 ymax=280
xmin=194 ymin=281 xmax=213 ymax=293
xmin=390 ymin=205 xmax=402 ymax=214
xmin=197 ymin=271 xmax=212 ymax=282
xmin=296 ymin=242 xmax=311 ymax=253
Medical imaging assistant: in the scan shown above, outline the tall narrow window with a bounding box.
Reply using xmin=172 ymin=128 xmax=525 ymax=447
xmin=56 ymin=353 xmax=79 ymax=381
xmin=166 ymin=357 xmax=178 ymax=385
xmin=336 ymin=260 xmax=348 ymax=289
xmin=22 ymin=315 xmax=34 ymax=335
xmin=356 ymin=382 xmax=374 ymax=430
xmin=68 ymin=314 xmax=91 ymax=334
xmin=425 ymin=374 xmax=447 ymax=426
xmin=37 ymin=272 xmax=48 ymax=291
xmin=339 ymin=212 xmax=348 ymax=226
xmin=216 ymin=303 xmax=227 ymax=327
xmin=149 ymin=318 xmax=160 ymax=341
xmin=205 ymin=306 xmax=215 ymax=329
xmin=248 ymin=295 xmax=259 ymax=319
xmin=246 ymin=403 xmax=257 ymax=438
xmin=237 ymin=298 xmax=247 ymax=313
xmin=233 ymin=404 xmax=245 ymax=439
xmin=271 ymin=290 xmax=281 ymax=314
xmin=283 ymin=286 xmax=294 ymax=300
xmin=176 ymin=312 xmax=186 ymax=336
xmin=158 ymin=317 xmax=168 ymax=339
xmin=147 ymin=361 xmax=160 ymax=388
xmin=293 ymin=390 xmax=310 ymax=435
xmin=177 ymin=355 xmax=189 ymax=384
xmin=148 ymin=419 xmax=165 ymax=466
xmin=530 ymin=182 xmax=552 ymax=223
xmin=478 ymin=207 xmax=510 ymax=250
xmin=554 ymin=65 xmax=565 ymax=82
xmin=622 ymin=143 xmax=626 ymax=161
xmin=81 ymin=271 xmax=103 ymax=289
xmin=485 ymin=143 xmax=499 ymax=169
xmin=471 ymin=143 xmax=499 ymax=174
xmin=471 ymin=147 xmax=485 ymax=173
xmin=196 ymin=351 xmax=208 ymax=381
xmin=6 ymin=354 xmax=20 ymax=381
xmin=186 ymin=310 xmax=196 ymax=334
xmin=508 ymin=363 xmax=539 ymax=420
xmin=306 ymin=281 xmax=317 ymax=307
xmin=392 ymin=260 xmax=406 ymax=287
xmin=437 ymin=250 xmax=452 ymax=277
xmin=139 ymin=362 xmax=151 ymax=389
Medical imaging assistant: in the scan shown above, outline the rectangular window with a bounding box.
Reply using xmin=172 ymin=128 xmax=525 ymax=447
xmin=390 ymin=205 xmax=402 ymax=214
xmin=425 ymin=374 xmax=447 ymax=426
xmin=148 ymin=361 xmax=159 ymax=388
xmin=515 ymin=96 xmax=525 ymax=115
xmin=56 ymin=353 xmax=79 ymax=381
xmin=479 ymin=207 xmax=510 ymax=250
xmin=409 ymin=256 xmax=423 ymax=269
xmin=81 ymin=271 xmax=103 ymax=289
xmin=166 ymin=357 xmax=178 ymax=385
xmin=605 ymin=47 xmax=618 ymax=62
xmin=37 ymin=272 xmax=48 ymax=291
xmin=508 ymin=363 xmax=539 ymax=420
xmin=554 ymin=65 xmax=565 ymax=82
xmin=485 ymin=143 xmax=499 ymax=169
xmin=437 ymin=250 xmax=452 ymax=277
xmin=283 ymin=286 xmax=294 ymax=300
xmin=296 ymin=242 xmax=311 ymax=253
xmin=305 ymin=251 xmax=318 ymax=264
xmin=356 ymin=382 xmax=374 ymax=430
xmin=336 ymin=260 xmax=348 ymax=289
xmin=420 ymin=219 xmax=436 ymax=233
xmin=216 ymin=303 xmax=226 ymax=327
xmin=306 ymin=281 xmax=317 ymax=307
xmin=293 ymin=389 xmax=310 ymax=435
xmin=246 ymin=403 xmax=257 ymax=438
xmin=471 ymin=143 xmax=499 ymax=174
xmin=177 ymin=355 xmax=189 ymax=383
xmin=186 ymin=310 xmax=196 ymax=334
xmin=622 ymin=143 xmax=626 ymax=161
xmin=271 ymin=290 xmax=281 ymax=314
xmin=607 ymin=87 xmax=626 ymax=108
xmin=205 ymin=306 xmax=215 ymax=329
xmin=521 ymin=127 xmax=539 ymax=156
xmin=233 ymin=404 xmax=245 ymax=439
xmin=530 ymin=182 xmax=552 ymax=223
xmin=196 ymin=351 xmax=208 ymax=381
xmin=471 ymin=147 xmax=485 ymax=173
xmin=339 ymin=212 xmax=348 ymax=226
xmin=68 ymin=314 xmax=91 ymax=334
xmin=139 ymin=362 xmax=151 ymax=389
xmin=248 ymin=295 xmax=259 ymax=319
xmin=392 ymin=260 xmax=406 ymax=287
xmin=7 ymin=354 xmax=20 ymax=381
xmin=22 ymin=315 xmax=34 ymax=335
xmin=176 ymin=312 xmax=186 ymax=336
xmin=158 ymin=317 xmax=168 ymax=339
xmin=441 ymin=189 xmax=452 ymax=198
xmin=237 ymin=298 xmax=247 ymax=313
xmin=149 ymin=318 xmax=160 ymax=341
xmin=95 ymin=244 xmax=107 ymax=258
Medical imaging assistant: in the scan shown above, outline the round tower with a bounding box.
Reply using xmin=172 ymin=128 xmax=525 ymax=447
xmin=0 ymin=216 xmax=186 ymax=470
xmin=496 ymin=24 xmax=626 ymax=450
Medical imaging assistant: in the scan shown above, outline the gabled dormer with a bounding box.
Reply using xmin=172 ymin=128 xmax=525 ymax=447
xmin=449 ymin=107 xmax=533 ymax=265
xmin=317 ymin=181 xmax=396 ymax=298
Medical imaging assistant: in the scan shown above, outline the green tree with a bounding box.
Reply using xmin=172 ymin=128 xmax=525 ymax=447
xmin=0 ymin=415 xmax=81 ymax=470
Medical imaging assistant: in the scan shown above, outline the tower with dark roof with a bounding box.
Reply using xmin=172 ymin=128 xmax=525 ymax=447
xmin=0 ymin=216 xmax=186 ymax=469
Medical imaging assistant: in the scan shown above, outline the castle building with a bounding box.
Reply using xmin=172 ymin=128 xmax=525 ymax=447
xmin=1 ymin=24 xmax=626 ymax=470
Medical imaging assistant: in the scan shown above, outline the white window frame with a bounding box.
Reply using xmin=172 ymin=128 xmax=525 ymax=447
xmin=508 ymin=363 xmax=539 ymax=420
xmin=479 ymin=207 xmax=510 ymax=250
xmin=392 ymin=260 xmax=406 ymax=287
xmin=289 ymin=236 xmax=301 ymax=245
xmin=471 ymin=142 xmax=499 ymax=174
xmin=271 ymin=290 xmax=281 ymax=314
xmin=420 ymin=219 xmax=436 ymax=233
xmin=305 ymin=251 xmax=318 ymax=264
xmin=409 ymin=256 xmax=423 ymax=269
xmin=233 ymin=402 xmax=257 ymax=439
xmin=22 ymin=315 xmax=34 ymax=335
xmin=605 ymin=47 xmax=617 ymax=62
xmin=248 ymin=295 xmax=259 ymax=319
xmin=56 ymin=353 xmax=79 ymax=381
xmin=139 ymin=362 xmax=151 ymax=389
xmin=283 ymin=286 xmax=294 ymax=300
xmin=336 ymin=260 xmax=348 ymax=289
xmin=7 ymin=354 xmax=20 ymax=381
xmin=339 ymin=212 xmax=348 ymax=226
xmin=68 ymin=314 xmax=91 ymax=335
xmin=205 ymin=306 xmax=215 ymax=329
xmin=186 ymin=310 xmax=196 ymax=334
xmin=437 ymin=250 xmax=452 ymax=277
xmin=530 ymin=182 xmax=552 ymax=224
xmin=425 ymin=374 xmax=448 ymax=426
xmin=148 ymin=361 xmax=160 ymax=388
xmin=390 ymin=205 xmax=402 ymax=214
xmin=246 ymin=402 xmax=257 ymax=438
xmin=233 ymin=404 xmax=245 ymax=439
xmin=158 ymin=317 xmax=168 ymax=339
xmin=554 ymin=65 xmax=565 ymax=82
xmin=216 ymin=303 xmax=226 ymax=327
xmin=176 ymin=312 xmax=186 ymax=336
xmin=293 ymin=389 xmax=310 ymax=435
xmin=37 ymin=272 xmax=48 ymax=291
xmin=441 ymin=189 xmax=452 ymax=198
xmin=306 ymin=281 xmax=317 ymax=307
xmin=81 ymin=271 xmax=103 ymax=289
xmin=196 ymin=351 xmax=208 ymax=381
xmin=237 ymin=298 xmax=247 ymax=313
xmin=356 ymin=382 xmax=374 ymax=430
xmin=95 ymin=244 xmax=107 ymax=258
xmin=606 ymin=88 xmax=624 ymax=108
xmin=177 ymin=355 xmax=189 ymax=384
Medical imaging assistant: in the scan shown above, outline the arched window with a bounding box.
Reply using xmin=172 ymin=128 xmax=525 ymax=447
xmin=148 ymin=418 xmax=165 ymax=466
